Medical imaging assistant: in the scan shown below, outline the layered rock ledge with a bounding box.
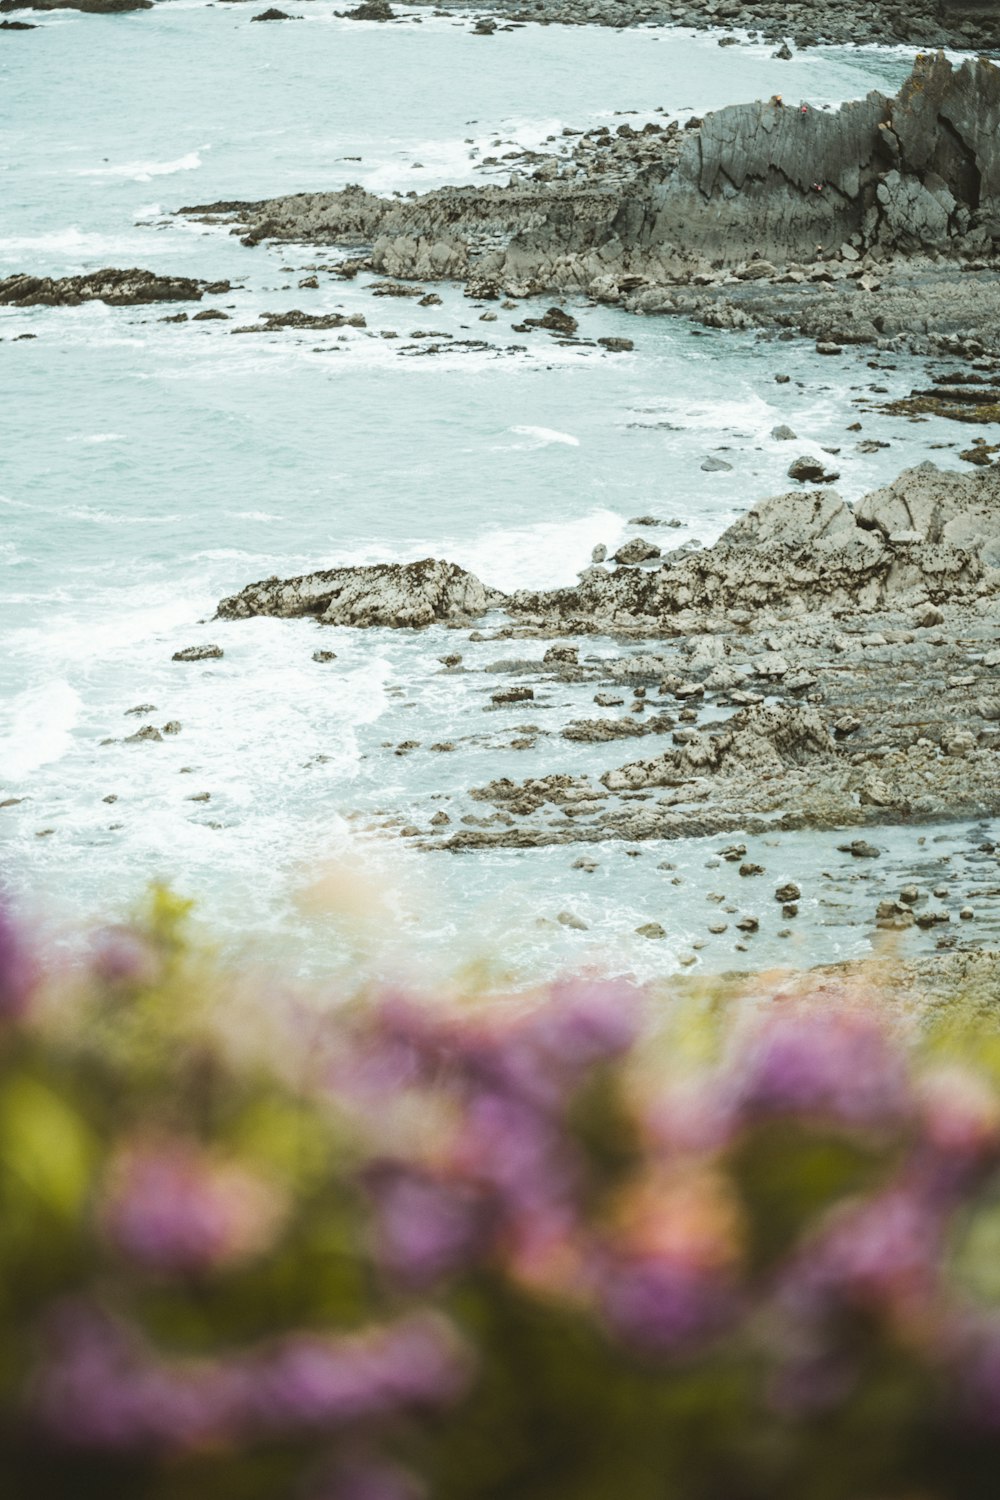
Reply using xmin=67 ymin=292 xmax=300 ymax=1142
xmin=180 ymin=55 xmax=1000 ymax=355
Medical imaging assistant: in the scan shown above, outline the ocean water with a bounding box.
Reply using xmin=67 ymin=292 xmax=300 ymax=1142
xmin=2 ymin=6 xmax=995 ymax=982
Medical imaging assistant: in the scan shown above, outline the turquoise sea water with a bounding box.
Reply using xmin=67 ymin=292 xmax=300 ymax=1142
xmin=2 ymin=8 xmax=994 ymax=982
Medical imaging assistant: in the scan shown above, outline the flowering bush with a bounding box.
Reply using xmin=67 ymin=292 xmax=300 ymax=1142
xmin=4 ymin=888 xmax=1000 ymax=1498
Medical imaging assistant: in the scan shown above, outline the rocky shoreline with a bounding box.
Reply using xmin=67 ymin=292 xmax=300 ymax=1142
xmin=215 ymin=461 xmax=1000 ymax=876
xmin=413 ymin=0 xmax=1000 ymax=54
xmin=175 ymin=54 xmax=1000 ymax=364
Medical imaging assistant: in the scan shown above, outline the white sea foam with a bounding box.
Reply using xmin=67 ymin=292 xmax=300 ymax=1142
xmin=0 ymin=228 xmax=149 ymax=258
xmin=508 ymin=425 xmax=581 ymax=447
xmin=76 ymin=150 xmax=206 ymax=183
xmin=455 ymin=507 xmax=624 ymax=591
xmin=0 ymin=681 xmax=80 ymax=781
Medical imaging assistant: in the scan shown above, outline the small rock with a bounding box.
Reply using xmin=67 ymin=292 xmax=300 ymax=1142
xmin=543 ymin=644 xmax=579 ymax=666
xmin=775 ymin=881 xmax=800 ymax=903
xmin=876 ymin=899 xmax=913 ymax=929
xmin=770 ymin=424 xmax=797 ymax=441
xmin=491 ymin=686 xmax=534 ymax=705
xmin=557 ymin=911 xmax=588 ymax=930
xmin=172 ymin=644 xmax=223 ymax=662
xmin=739 ymin=862 xmax=765 ymax=877
xmin=636 ymin=922 xmax=666 ymax=939
xmin=701 ymin=455 xmax=733 ymax=472
xmin=313 ymin=649 xmax=337 ymax=663
xmin=788 ymin=455 xmax=837 ymax=483
xmin=838 ymin=839 xmax=881 ymax=858
xmin=614 ymin=537 xmax=660 ymax=566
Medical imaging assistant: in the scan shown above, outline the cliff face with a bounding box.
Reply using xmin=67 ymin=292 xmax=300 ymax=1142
xmin=575 ymin=53 xmax=1000 ymax=268
xmin=182 ymin=54 xmax=1000 ymax=288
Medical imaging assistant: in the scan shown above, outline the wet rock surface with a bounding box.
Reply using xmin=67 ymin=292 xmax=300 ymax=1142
xmin=0 ymin=269 xmax=215 ymax=308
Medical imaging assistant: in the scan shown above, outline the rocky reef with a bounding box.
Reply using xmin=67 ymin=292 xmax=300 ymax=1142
xmin=0 ymin=270 xmax=223 ymax=308
xmin=184 ymin=55 xmax=1000 ymax=288
xmin=214 ymin=461 xmax=1000 ymax=853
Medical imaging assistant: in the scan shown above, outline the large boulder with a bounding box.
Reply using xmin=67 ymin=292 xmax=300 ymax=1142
xmin=217 ymin=559 xmax=505 ymax=628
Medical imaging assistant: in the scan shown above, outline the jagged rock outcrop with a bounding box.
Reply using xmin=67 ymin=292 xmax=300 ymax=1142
xmin=182 ymin=56 xmax=1000 ymax=290
xmin=216 ymin=559 xmax=505 ymax=628
xmin=506 ymin=465 xmax=999 ymax=629
xmin=216 ymin=465 xmax=1000 ymax=637
xmin=0 ymin=269 xmax=212 ymax=307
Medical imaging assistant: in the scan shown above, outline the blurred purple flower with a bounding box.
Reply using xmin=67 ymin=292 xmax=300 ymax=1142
xmin=778 ymin=1184 xmax=942 ymax=1324
xmin=0 ymin=892 xmax=36 ymax=1022
xmin=365 ymin=1163 xmax=494 ymax=1288
xmin=246 ymin=1313 xmax=471 ymax=1436
xmin=474 ymin=981 xmax=641 ymax=1111
xmin=30 ymin=1302 xmax=248 ymax=1452
xmin=33 ymin=1305 xmax=469 ymax=1454
xmin=598 ymin=1256 xmax=733 ymax=1355
xmin=732 ymin=1009 xmax=910 ymax=1131
xmin=100 ymin=1138 xmax=284 ymax=1275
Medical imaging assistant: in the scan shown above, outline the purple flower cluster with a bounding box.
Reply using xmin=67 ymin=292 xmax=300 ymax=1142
xmin=100 ymin=1138 xmax=284 ymax=1275
xmin=360 ymin=981 xmax=640 ymax=1291
xmin=731 ymin=1007 xmax=911 ymax=1130
xmin=32 ymin=1303 xmax=470 ymax=1455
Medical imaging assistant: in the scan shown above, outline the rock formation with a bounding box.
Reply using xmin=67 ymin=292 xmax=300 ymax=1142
xmin=182 ymin=55 xmax=1000 ymax=296
xmin=0 ymin=270 xmax=218 ymax=307
xmin=216 ymin=559 xmax=505 ymax=628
